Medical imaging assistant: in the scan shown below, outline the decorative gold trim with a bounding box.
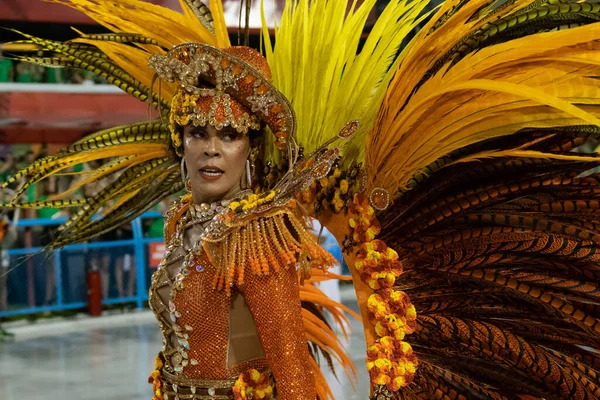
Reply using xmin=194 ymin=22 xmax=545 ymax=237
xmin=369 ymin=187 xmax=390 ymax=210
xmin=162 ymin=369 xmax=237 ymax=388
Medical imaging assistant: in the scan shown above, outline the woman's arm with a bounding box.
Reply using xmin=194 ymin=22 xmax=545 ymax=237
xmin=240 ymin=266 xmax=316 ymax=399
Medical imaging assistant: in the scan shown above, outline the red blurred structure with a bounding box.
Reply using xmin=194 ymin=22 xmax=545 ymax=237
xmin=0 ymin=88 xmax=151 ymax=144
xmin=87 ymin=269 xmax=102 ymax=316
xmin=1 ymin=0 xmax=180 ymax=23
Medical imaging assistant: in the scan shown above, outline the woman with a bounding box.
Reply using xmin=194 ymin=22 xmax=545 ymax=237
xmin=145 ymin=44 xmax=344 ymax=399
xmin=4 ymin=0 xmax=600 ymax=399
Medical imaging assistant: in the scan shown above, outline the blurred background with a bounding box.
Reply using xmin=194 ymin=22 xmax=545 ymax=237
xmin=0 ymin=0 xmax=444 ymax=399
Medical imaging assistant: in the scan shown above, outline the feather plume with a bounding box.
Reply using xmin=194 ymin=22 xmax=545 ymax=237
xmin=261 ymin=0 xmax=430 ymax=166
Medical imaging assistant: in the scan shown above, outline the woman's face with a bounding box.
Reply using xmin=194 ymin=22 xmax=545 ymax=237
xmin=183 ymin=124 xmax=250 ymax=204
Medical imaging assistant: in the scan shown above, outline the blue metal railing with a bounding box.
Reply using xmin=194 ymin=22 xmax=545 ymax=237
xmin=0 ymin=213 xmax=348 ymax=318
xmin=0 ymin=212 xmax=163 ymax=317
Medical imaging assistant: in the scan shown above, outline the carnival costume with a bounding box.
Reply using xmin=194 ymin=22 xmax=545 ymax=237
xmin=4 ymin=0 xmax=600 ymax=398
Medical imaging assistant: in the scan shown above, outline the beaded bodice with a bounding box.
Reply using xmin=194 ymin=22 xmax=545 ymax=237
xmin=148 ymin=223 xmax=268 ymax=379
xmin=148 ymin=211 xmax=318 ymax=399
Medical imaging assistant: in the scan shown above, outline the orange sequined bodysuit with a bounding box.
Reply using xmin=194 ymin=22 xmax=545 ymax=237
xmin=149 ymin=205 xmax=316 ymax=399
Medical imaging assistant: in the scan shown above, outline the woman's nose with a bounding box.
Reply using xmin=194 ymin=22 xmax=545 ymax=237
xmin=203 ymin=137 xmax=221 ymax=157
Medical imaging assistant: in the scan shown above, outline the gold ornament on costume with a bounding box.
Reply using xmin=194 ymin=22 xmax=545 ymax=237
xmin=338 ymin=120 xmax=360 ymax=139
xmin=369 ymin=187 xmax=390 ymax=211
xmin=311 ymin=162 xmax=333 ymax=180
xmin=358 ymin=169 xmax=368 ymax=193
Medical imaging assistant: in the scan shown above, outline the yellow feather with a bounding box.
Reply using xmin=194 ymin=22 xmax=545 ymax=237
xmin=38 ymin=0 xmax=229 ymax=106
xmin=24 ymin=144 xmax=169 ymax=193
xmin=262 ymin=0 xmax=429 ymax=165
xmin=0 ymin=43 xmax=42 ymax=52
xmin=449 ymin=150 xmax=600 ymax=166
xmin=48 ymin=0 xmax=220 ymax=47
xmin=73 ymin=38 xmax=179 ymax=101
xmin=368 ymin=0 xmax=600 ymax=196
xmin=209 ymin=0 xmax=231 ymax=48
xmin=102 ymin=188 xmax=143 ymax=216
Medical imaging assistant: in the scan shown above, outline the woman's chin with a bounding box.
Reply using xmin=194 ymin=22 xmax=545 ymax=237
xmin=192 ymin=186 xmax=235 ymax=204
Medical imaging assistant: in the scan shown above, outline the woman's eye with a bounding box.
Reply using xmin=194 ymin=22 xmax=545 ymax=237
xmin=189 ymin=129 xmax=206 ymax=138
xmin=222 ymin=132 xmax=240 ymax=141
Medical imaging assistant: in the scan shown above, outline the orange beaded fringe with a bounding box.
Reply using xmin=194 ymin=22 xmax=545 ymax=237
xmin=203 ymin=211 xmax=336 ymax=295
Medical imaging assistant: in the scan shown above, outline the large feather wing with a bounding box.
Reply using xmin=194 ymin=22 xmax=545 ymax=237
xmin=310 ymin=0 xmax=600 ymax=398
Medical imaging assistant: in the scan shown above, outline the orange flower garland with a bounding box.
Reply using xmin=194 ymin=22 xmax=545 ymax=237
xmin=147 ymin=356 xmax=164 ymax=400
xmin=366 ymin=336 xmax=418 ymax=391
xmin=233 ymin=369 xmax=274 ymax=400
xmin=368 ymin=288 xmax=417 ymax=340
xmin=355 ymin=240 xmax=402 ymax=290
xmin=347 ymin=194 xmax=418 ymax=393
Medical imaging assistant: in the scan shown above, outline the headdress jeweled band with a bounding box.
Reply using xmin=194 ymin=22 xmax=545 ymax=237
xmin=149 ymin=43 xmax=297 ymax=156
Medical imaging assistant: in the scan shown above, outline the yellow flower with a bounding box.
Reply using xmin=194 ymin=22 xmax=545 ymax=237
xmin=367 ymin=278 xmax=379 ymax=290
xmin=229 ymin=201 xmax=241 ymax=210
xmin=248 ymin=369 xmax=260 ymax=381
xmin=354 ymin=260 xmax=364 ymax=271
xmin=367 ymin=271 xmax=396 ymax=290
xmin=349 ymin=217 xmax=358 ymax=228
xmin=256 ymin=387 xmax=273 ymax=398
xmin=400 ymin=341 xmax=413 ymax=354
xmin=392 ymin=376 xmax=406 ymax=390
xmin=333 ymin=196 xmax=345 ymax=212
xmin=375 ymin=357 xmax=393 ymax=369
xmin=366 ymin=205 xmax=375 ymax=217
xmin=366 ymin=250 xmax=382 ymax=261
xmin=373 ymin=373 xmax=389 ymax=386
xmin=320 ymin=177 xmax=329 ymax=188
xmin=365 ymin=228 xmax=377 ymax=242
xmin=333 ymin=168 xmax=341 ymax=178
xmin=399 ymin=359 xmax=417 ymax=374
xmin=375 ymin=322 xmax=388 ymax=337
xmin=379 ymin=336 xmax=394 ymax=347
xmin=394 ymin=363 xmax=407 ymax=375
xmin=406 ymin=304 xmax=417 ymax=319
xmin=367 ymin=294 xmax=387 ymax=312
xmin=339 ymin=179 xmax=349 ymax=194
xmin=384 ymin=247 xmax=399 ymax=260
